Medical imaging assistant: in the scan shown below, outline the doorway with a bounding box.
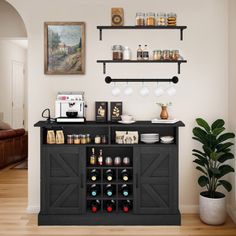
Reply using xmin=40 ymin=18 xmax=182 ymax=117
xmin=12 ymin=60 xmax=25 ymax=129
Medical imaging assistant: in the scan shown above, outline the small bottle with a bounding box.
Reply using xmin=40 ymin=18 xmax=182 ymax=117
xmin=137 ymin=45 xmax=143 ymax=60
xmin=106 ymin=200 xmax=116 ymax=213
xmin=90 ymin=148 xmax=97 ymax=166
xmin=90 ymin=184 xmax=100 ymax=197
xmin=123 ymin=46 xmax=131 ymax=60
xmin=90 ymin=200 xmax=101 ymax=213
xmin=105 ymin=169 xmax=114 ymax=181
xmin=98 ymin=149 xmax=103 ymax=166
xmin=121 ymin=169 xmax=129 ymax=182
xmin=105 ymin=184 xmax=114 ymax=197
xmin=90 ymin=169 xmax=99 ymax=181
xmin=121 ymin=200 xmax=132 ymax=213
xmin=143 ymin=45 xmax=149 ymax=60
xmin=86 ymin=134 xmax=91 ymax=144
xmin=121 ymin=184 xmax=129 ymax=197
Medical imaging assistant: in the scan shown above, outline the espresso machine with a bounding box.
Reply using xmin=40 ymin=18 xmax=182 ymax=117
xmin=55 ymin=91 xmax=86 ymax=123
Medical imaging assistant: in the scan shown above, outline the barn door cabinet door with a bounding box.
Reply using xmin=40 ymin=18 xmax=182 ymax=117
xmin=133 ymin=146 xmax=178 ymax=214
xmin=41 ymin=146 xmax=86 ymax=215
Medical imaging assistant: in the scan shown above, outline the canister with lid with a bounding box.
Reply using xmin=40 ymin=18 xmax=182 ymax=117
xmin=112 ymin=45 xmax=123 ymax=60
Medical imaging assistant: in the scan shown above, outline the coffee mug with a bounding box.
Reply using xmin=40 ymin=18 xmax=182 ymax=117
xmin=121 ymin=114 xmax=133 ymax=122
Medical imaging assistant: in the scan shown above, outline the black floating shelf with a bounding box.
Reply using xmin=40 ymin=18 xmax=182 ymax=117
xmin=97 ymin=25 xmax=187 ymax=41
xmin=97 ymin=60 xmax=187 ymax=74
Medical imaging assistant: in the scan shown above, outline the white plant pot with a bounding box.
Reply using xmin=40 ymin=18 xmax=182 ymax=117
xmin=199 ymin=191 xmax=226 ymax=225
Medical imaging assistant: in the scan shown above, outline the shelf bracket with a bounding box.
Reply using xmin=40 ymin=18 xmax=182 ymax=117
xmin=103 ymin=62 xmax=106 ymax=74
xmin=99 ymin=29 xmax=102 ymax=41
xmin=180 ymin=28 xmax=184 ymax=41
xmin=178 ymin=62 xmax=181 ymax=74
xmin=105 ymin=76 xmax=179 ymax=84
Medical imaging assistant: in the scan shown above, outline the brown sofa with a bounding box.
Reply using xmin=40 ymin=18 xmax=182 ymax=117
xmin=0 ymin=129 xmax=28 ymax=169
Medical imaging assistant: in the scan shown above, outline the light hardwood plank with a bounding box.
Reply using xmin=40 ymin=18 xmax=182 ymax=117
xmin=0 ymin=167 xmax=236 ymax=235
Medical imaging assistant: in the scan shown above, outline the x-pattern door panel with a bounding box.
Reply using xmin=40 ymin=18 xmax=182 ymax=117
xmin=41 ymin=146 xmax=85 ymax=214
xmin=134 ymin=146 xmax=178 ymax=214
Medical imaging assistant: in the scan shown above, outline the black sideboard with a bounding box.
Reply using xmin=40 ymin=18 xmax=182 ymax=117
xmin=34 ymin=120 xmax=185 ymax=225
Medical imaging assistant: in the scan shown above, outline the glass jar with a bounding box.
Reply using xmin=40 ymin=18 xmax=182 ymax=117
xmin=163 ymin=50 xmax=170 ymax=60
xmin=157 ymin=12 xmax=167 ymax=26
xmin=101 ymin=135 xmax=107 ymax=144
xmin=74 ymin=134 xmax=81 ymax=144
xmin=95 ymin=135 xmax=101 ymax=144
xmin=171 ymin=50 xmax=180 ymax=61
xmin=167 ymin=12 xmax=177 ymax=26
xmin=81 ymin=135 xmax=87 ymax=144
xmin=123 ymin=46 xmax=131 ymax=60
xmin=112 ymin=45 xmax=123 ymax=60
xmin=153 ymin=50 xmax=162 ymax=60
xmin=67 ymin=135 xmax=73 ymax=144
xmin=86 ymin=134 xmax=91 ymax=144
xmin=146 ymin=12 xmax=155 ymax=26
xmin=136 ymin=12 xmax=145 ymax=26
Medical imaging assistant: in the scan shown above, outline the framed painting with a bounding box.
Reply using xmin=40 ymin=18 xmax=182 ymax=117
xmin=44 ymin=22 xmax=85 ymax=75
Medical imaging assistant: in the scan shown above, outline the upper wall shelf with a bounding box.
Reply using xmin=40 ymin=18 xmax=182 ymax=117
xmin=97 ymin=25 xmax=187 ymax=41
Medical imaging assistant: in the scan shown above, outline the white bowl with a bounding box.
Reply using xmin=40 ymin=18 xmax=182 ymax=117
xmin=121 ymin=115 xmax=133 ymax=122
xmin=160 ymin=136 xmax=174 ymax=143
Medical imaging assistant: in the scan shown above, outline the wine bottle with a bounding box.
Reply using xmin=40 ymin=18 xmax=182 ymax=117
xmin=90 ymin=200 xmax=100 ymax=213
xmin=89 ymin=148 xmax=97 ymax=166
xmin=121 ymin=169 xmax=129 ymax=182
xmin=137 ymin=44 xmax=143 ymax=60
xmin=98 ymin=149 xmax=103 ymax=166
xmin=121 ymin=184 xmax=129 ymax=197
xmin=106 ymin=200 xmax=116 ymax=213
xmin=143 ymin=45 xmax=149 ymax=60
xmin=105 ymin=184 xmax=114 ymax=197
xmin=90 ymin=184 xmax=99 ymax=197
xmin=90 ymin=169 xmax=99 ymax=182
xmin=105 ymin=169 xmax=114 ymax=182
xmin=121 ymin=200 xmax=132 ymax=213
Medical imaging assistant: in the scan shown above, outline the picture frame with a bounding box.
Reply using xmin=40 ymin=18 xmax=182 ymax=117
xmin=95 ymin=102 xmax=108 ymax=123
xmin=110 ymin=101 xmax=122 ymax=122
xmin=44 ymin=22 xmax=85 ymax=75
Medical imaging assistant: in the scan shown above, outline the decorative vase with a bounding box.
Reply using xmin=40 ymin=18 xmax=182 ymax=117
xmin=160 ymin=106 xmax=168 ymax=119
xmin=199 ymin=191 xmax=226 ymax=225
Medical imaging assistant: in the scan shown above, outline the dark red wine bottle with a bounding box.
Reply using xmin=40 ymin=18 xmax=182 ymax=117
xmin=90 ymin=200 xmax=100 ymax=213
xmin=121 ymin=184 xmax=129 ymax=197
xmin=106 ymin=200 xmax=115 ymax=213
xmin=122 ymin=200 xmax=132 ymax=213
xmin=90 ymin=169 xmax=99 ymax=182
xmin=121 ymin=169 xmax=129 ymax=181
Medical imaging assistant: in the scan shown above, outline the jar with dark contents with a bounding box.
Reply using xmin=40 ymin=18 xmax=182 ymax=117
xmin=112 ymin=45 xmax=123 ymax=60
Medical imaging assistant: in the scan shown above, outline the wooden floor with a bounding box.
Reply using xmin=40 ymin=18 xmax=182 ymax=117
xmin=0 ymin=167 xmax=236 ymax=236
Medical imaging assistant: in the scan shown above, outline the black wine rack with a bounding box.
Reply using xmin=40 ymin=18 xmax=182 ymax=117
xmin=86 ymin=147 xmax=133 ymax=213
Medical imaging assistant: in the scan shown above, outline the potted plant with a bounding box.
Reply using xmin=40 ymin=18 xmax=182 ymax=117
xmin=192 ymin=118 xmax=235 ymax=225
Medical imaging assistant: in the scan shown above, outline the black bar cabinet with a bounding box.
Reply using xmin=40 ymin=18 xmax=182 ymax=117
xmin=34 ymin=120 xmax=184 ymax=225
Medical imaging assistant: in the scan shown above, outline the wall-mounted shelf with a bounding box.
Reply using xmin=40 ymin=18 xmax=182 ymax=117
xmin=97 ymin=60 xmax=187 ymax=74
xmin=97 ymin=26 xmax=187 ymax=41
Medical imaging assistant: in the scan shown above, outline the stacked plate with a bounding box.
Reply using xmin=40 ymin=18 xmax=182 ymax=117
xmin=141 ymin=133 xmax=159 ymax=144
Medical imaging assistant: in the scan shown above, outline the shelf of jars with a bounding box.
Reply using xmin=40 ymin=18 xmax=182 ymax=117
xmin=97 ymin=59 xmax=187 ymax=74
xmin=96 ymin=26 xmax=187 ymax=41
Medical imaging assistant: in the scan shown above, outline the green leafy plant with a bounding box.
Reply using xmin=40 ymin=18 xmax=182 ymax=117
xmin=192 ymin=118 xmax=235 ymax=198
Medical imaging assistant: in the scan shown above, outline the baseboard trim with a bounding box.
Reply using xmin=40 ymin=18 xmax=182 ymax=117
xmin=180 ymin=205 xmax=198 ymax=213
xmin=27 ymin=205 xmax=40 ymax=214
xmin=227 ymin=204 xmax=236 ymax=224
xmin=27 ymin=205 xmax=199 ymax=214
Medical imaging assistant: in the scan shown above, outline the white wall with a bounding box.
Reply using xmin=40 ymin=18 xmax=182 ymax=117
xmin=0 ymin=0 xmax=27 ymax=38
xmin=228 ymin=0 xmax=236 ymax=222
xmin=7 ymin=0 xmax=229 ymax=213
xmin=0 ymin=40 xmax=27 ymax=127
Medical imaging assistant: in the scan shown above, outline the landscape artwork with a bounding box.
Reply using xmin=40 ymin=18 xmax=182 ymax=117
xmin=44 ymin=22 xmax=85 ymax=74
